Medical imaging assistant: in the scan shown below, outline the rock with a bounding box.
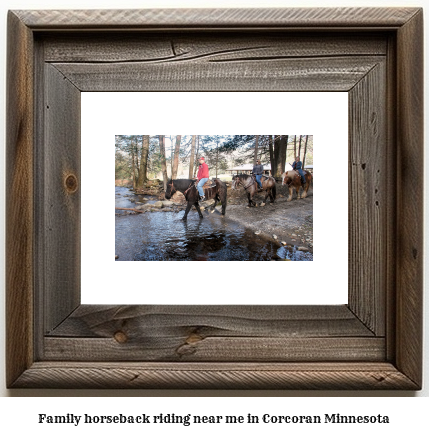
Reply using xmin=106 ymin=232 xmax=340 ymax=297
xmin=255 ymin=230 xmax=261 ymax=235
xmin=298 ymin=246 xmax=309 ymax=252
xmin=162 ymin=200 xmax=174 ymax=207
xmin=292 ymin=233 xmax=297 ymax=237
xmin=153 ymin=201 xmax=163 ymax=208
xmin=281 ymin=241 xmax=287 ymax=246
xmin=201 ymin=199 xmax=215 ymax=206
xmin=115 ymin=255 xmax=119 ymax=259
xmin=272 ymin=235 xmax=278 ymax=239
xmin=260 ymin=203 xmax=265 ymax=206
xmin=135 ymin=204 xmax=152 ymax=210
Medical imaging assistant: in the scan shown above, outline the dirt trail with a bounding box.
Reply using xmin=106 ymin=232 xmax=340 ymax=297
xmin=222 ymin=186 xmax=313 ymax=249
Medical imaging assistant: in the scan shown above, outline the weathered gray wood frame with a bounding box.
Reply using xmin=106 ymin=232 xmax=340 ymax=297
xmin=6 ymin=8 xmax=423 ymax=389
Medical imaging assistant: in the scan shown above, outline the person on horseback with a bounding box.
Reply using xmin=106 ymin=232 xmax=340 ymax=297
xmin=292 ymin=155 xmax=306 ymax=186
xmin=252 ymin=159 xmax=264 ymax=192
xmin=196 ymin=156 xmax=209 ymax=201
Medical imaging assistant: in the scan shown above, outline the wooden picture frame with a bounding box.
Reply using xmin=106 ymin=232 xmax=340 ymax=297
xmin=6 ymin=7 xmax=423 ymax=389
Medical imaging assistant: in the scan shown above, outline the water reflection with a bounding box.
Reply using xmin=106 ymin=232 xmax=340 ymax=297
xmin=115 ymin=186 xmax=312 ymax=261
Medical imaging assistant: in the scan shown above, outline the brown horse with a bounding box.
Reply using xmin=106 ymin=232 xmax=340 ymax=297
xmin=165 ymin=178 xmax=227 ymax=220
xmin=232 ymin=174 xmax=276 ymax=207
xmin=281 ymin=170 xmax=312 ymax=201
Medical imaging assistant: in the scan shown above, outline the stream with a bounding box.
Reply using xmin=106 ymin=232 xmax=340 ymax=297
xmin=115 ymin=186 xmax=312 ymax=261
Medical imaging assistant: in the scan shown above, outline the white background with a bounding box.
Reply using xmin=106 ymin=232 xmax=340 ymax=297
xmin=82 ymin=92 xmax=348 ymax=305
xmin=0 ymin=0 xmax=428 ymax=423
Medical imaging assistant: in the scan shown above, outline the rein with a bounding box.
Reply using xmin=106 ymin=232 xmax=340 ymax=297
xmin=235 ymin=177 xmax=255 ymax=191
xmin=168 ymin=180 xmax=194 ymax=197
xmin=183 ymin=182 xmax=195 ymax=196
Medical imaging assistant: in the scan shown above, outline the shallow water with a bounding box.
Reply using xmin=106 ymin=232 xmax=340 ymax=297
xmin=115 ymin=187 xmax=312 ymax=261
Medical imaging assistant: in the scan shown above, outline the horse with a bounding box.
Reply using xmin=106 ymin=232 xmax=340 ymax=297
xmin=164 ymin=178 xmax=227 ymax=220
xmin=232 ymin=174 xmax=276 ymax=207
xmin=281 ymin=170 xmax=312 ymax=201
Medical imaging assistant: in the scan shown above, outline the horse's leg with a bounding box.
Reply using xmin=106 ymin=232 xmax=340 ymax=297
xmin=287 ymin=186 xmax=293 ymax=202
xmin=301 ymin=182 xmax=308 ymax=199
xmin=182 ymin=201 xmax=193 ymax=220
xmin=248 ymin=191 xmax=257 ymax=207
xmin=268 ymin=188 xmax=274 ymax=203
xmin=194 ymin=202 xmax=204 ymax=219
xmin=220 ymin=188 xmax=227 ymax=215
xmin=211 ymin=195 xmax=218 ymax=213
xmin=264 ymin=189 xmax=269 ymax=204
xmin=295 ymin=182 xmax=301 ymax=199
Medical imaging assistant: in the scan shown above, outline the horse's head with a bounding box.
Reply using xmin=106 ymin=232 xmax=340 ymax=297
xmin=231 ymin=175 xmax=240 ymax=190
xmin=282 ymin=171 xmax=294 ymax=185
xmin=165 ymin=179 xmax=174 ymax=199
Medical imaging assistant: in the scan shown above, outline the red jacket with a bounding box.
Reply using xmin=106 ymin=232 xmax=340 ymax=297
xmin=197 ymin=162 xmax=209 ymax=180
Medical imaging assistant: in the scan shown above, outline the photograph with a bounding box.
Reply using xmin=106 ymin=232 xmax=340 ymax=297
xmin=115 ymin=135 xmax=313 ymax=261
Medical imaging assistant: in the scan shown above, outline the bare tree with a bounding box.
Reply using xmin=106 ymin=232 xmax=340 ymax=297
xmin=302 ymin=135 xmax=309 ymax=169
xmin=193 ymin=135 xmax=200 ymax=177
xmin=136 ymin=135 xmax=150 ymax=189
xmin=298 ymin=135 xmax=303 ymax=157
xmin=158 ymin=135 xmax=168 ymax=190
xmin=253 ymin=135 xmax=259 ymax=165
xmin=171 ymin=135 xmax=181 ymax=179
xmin=268 ymin=135 xmax=274 ymax=175
xmin=188 ymin=135 xmax=197 ymax=178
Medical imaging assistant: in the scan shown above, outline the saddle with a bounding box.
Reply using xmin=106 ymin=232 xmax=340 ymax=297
xmin=203 ymin=178 xmax=217 ymax=188
xmin=191 ymin=178 xmax=216 ymax=188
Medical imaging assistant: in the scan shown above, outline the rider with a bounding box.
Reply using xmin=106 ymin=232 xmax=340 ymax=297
xmin=196 ymin=156 xmax=209 ymax=201
xmin=292 ymin=155 xmax=306 ymax=186
xmin=252 ymin=159 xmax=264 ymax=191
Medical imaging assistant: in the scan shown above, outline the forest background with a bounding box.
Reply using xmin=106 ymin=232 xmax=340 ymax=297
xmin=115 ymin=134 xmax=313 ymax=190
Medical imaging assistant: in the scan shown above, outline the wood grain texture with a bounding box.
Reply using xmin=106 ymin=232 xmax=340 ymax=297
xmin=44 ymin=305 xmax=380 ymax=362
xmin=14 ymin=8 xmax=420 ymax=29
xmin=44 ymin=337 xmax=385 ymax=362
xmin=11 ymin=362 xmax=419 ymax=390
xmin=42 ymin=33 xmax=388 ymax=63
xmin=395 ymin=9 xmax=423 ymax=387
xmin=52 ymin=56 xmax=384 ymax=92
xmin=6 ymin=7 xmax=423 ymax=390
xmin=43 ymin=64 xmax=81 ymax=333
xmin=47 ymin=305 xmax=375 ymax=337
xmin=6 ymin=11 xmax=34 ymax=388
xmin=348 ymin=62 xmax=386 ymax=335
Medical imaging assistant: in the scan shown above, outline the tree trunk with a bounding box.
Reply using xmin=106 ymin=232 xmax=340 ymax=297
xmin=159 ymin=135 xmax=168 ymax=190
xmin=278 ymin=135 xmax=288 ymax=175
xmin=269 ymin=135 xmax=274 ymax=176
xmin=302 ymin=135 xmax=309 ymax=169
xmin=136 ymin=135 xmax=149 ymax=189
xmin=273 ymin=135 xmax=288 ymax=179
xmin=193 ymin=135 xmax=200 ymax=177
xmin=171 ymin=135 xmax=181 ymax=179
xmin=131 ymin=139 xmax=137 ymax=190
xmin=188 ymin=135 xmax=197 ymax=178
xmin=253 ymin=135 xmax=259 ymax=165
xmin=293 ymin=135 xmax=297 ymax=158
xmin=298 ymin=135 xmax=303 ymax=157
xmin=215 ymin=149 xmax=219 ymax=178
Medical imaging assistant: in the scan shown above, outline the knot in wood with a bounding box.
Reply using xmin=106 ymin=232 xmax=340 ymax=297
xmin=64 ymin=174 xmax=78 ymax=193
xmin=114 ymin=331 xmax=128 ymax=343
